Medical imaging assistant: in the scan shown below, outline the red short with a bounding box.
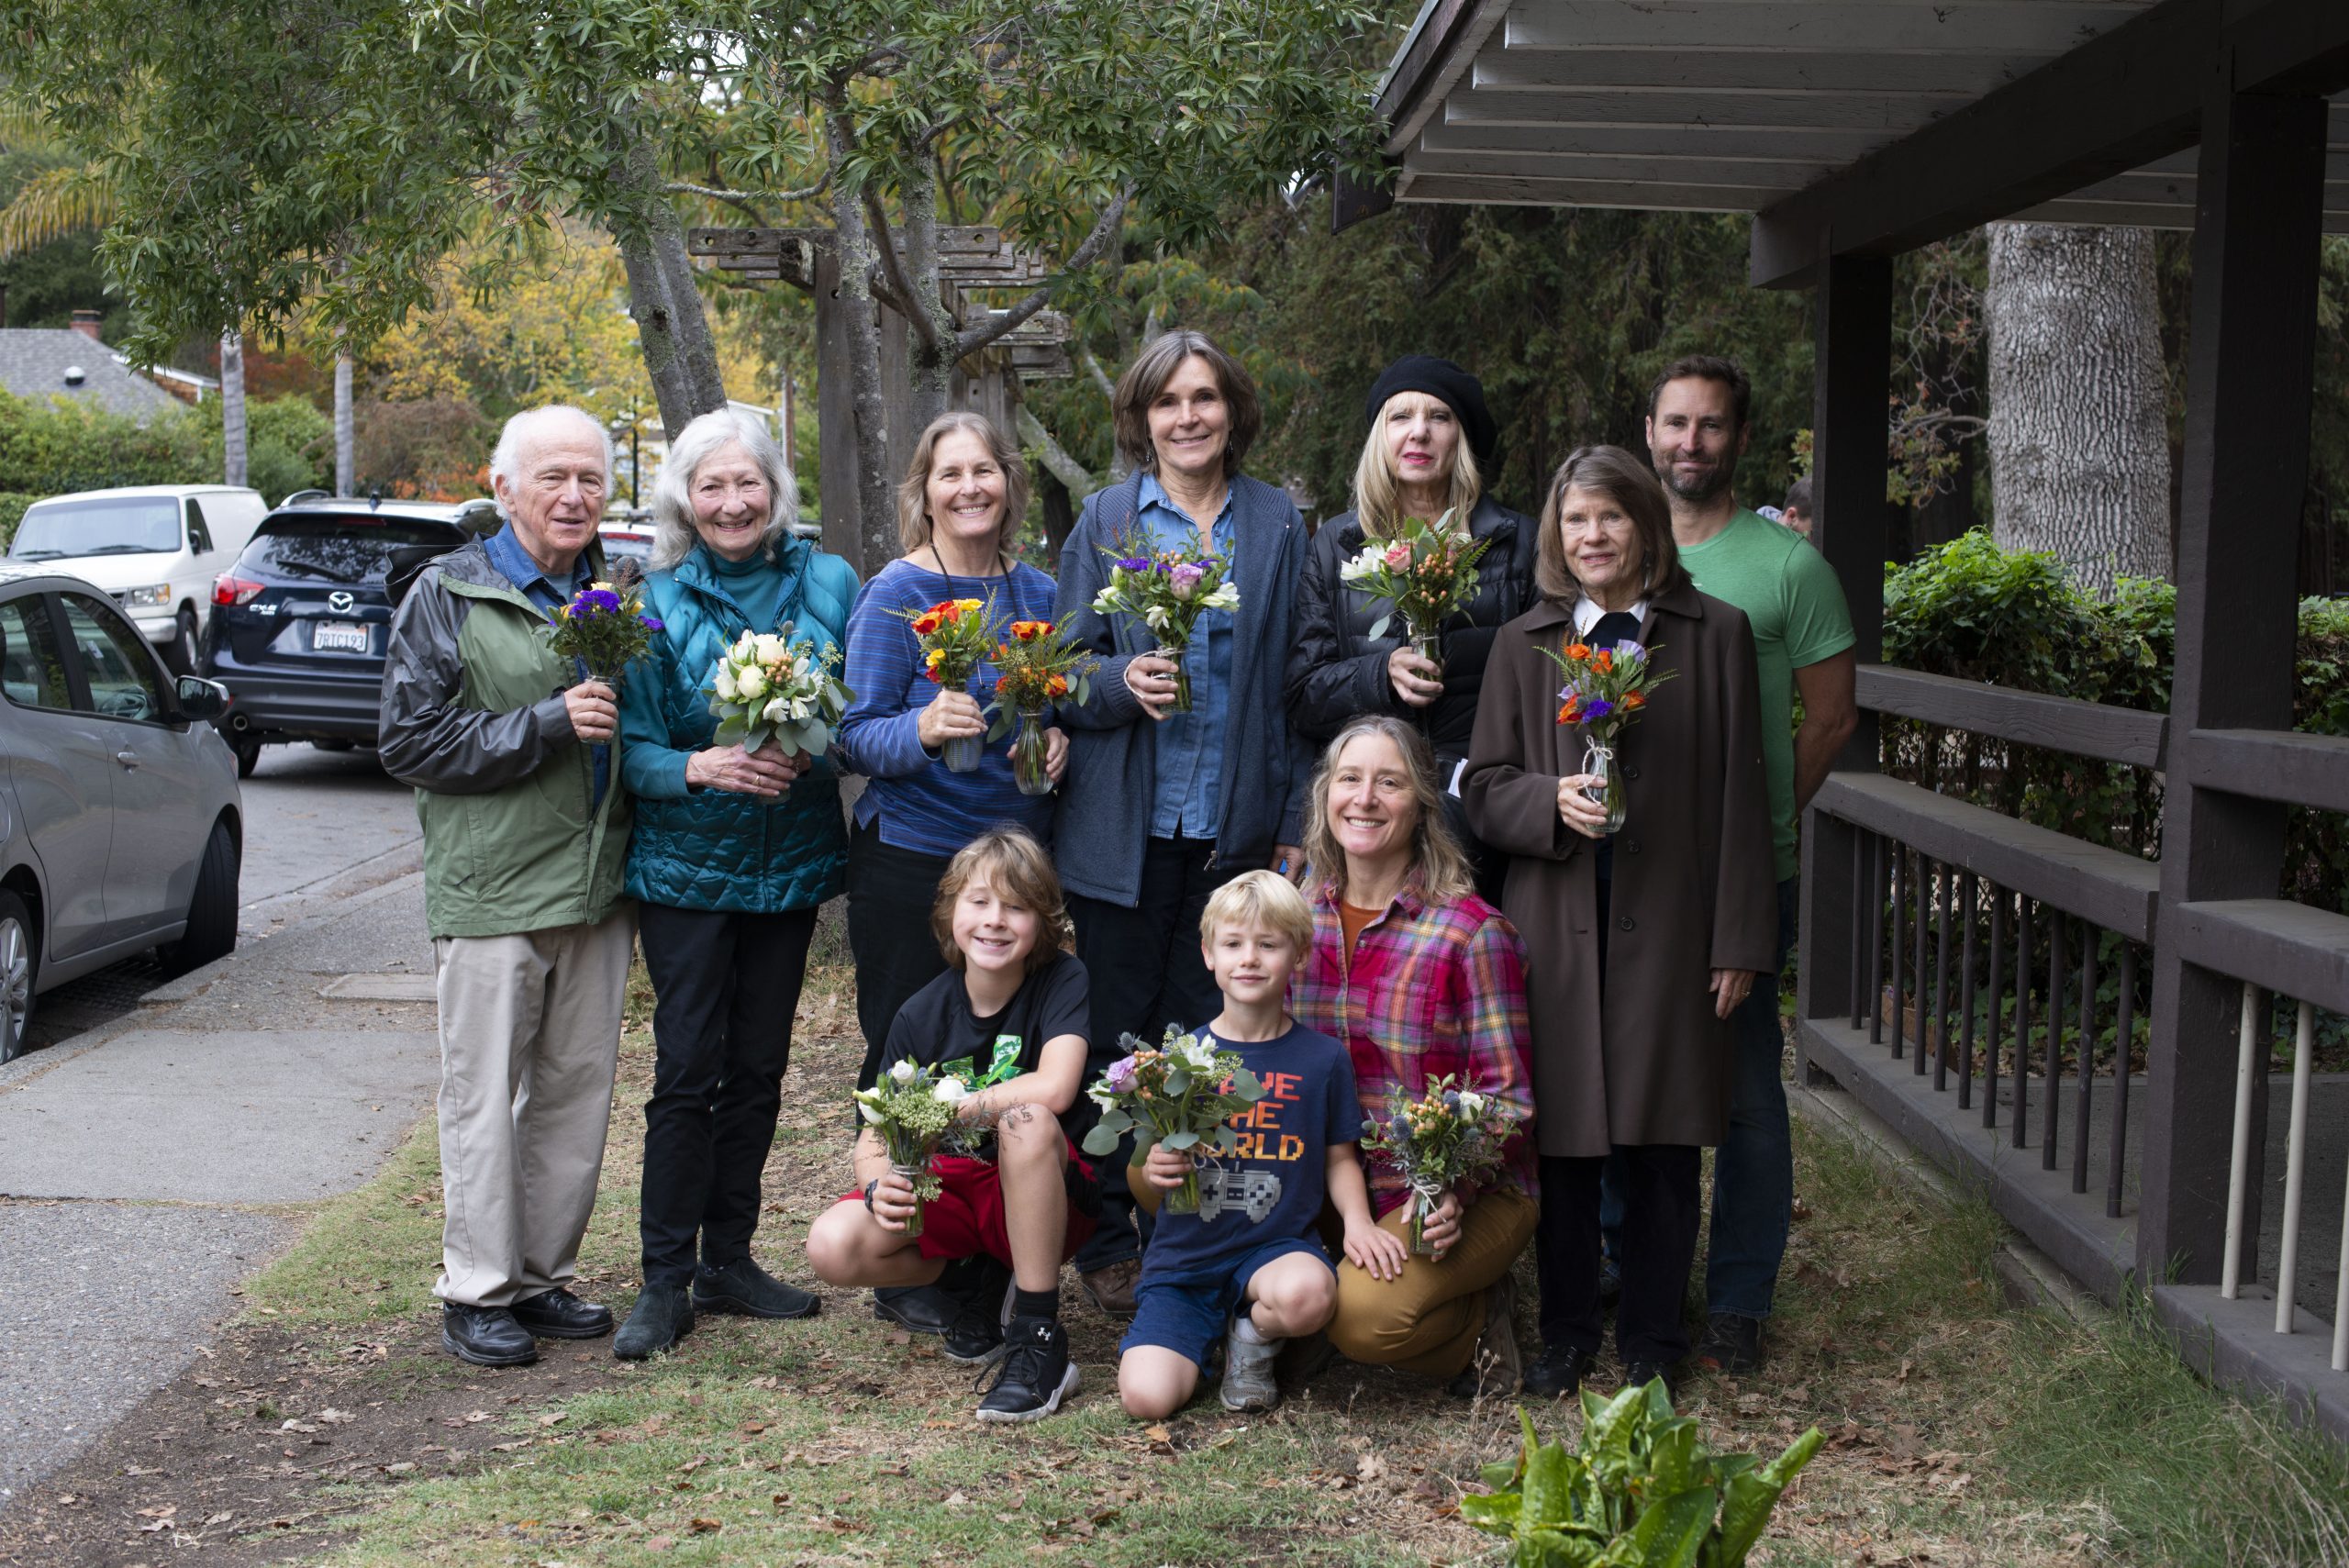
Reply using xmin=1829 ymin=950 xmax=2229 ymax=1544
xmin=839 ymin=1146 xmax=1098 ymax=1269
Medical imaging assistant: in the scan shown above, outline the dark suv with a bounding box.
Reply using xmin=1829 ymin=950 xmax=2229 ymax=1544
xmin=200 ymin=496 xmax=499 ymax=775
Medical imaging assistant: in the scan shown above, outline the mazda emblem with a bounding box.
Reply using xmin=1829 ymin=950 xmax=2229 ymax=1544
xmin=328 ymin=591 xmax=355 ymax=614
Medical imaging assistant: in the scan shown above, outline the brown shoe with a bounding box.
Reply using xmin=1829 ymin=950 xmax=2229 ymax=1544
xmin=1077 ymin=1257 xmax=1141 ymax=1318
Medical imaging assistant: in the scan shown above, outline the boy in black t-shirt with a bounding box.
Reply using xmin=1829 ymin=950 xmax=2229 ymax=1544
xmin=806 ymin=829 xmax=1097 ymax=1422
xmin=1117 ymin=872 xmax=1401 ymax=1418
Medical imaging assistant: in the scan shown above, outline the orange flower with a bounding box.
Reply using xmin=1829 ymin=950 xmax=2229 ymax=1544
xmin=910 ymin=609 xmax=945 ymax=636
xmin=1623 ymin=691 xmax=1646 ymax=710
xmin=1593 ymin=650 xmax=1613 ymax=673
xmin=996 ymin=673 xmax=1013 ymax=694
xmin=1010 ymin=619 xmax=1052 ymax=642
xmin=1564 ymin=642 xmax=1591 ymax=662
xmin=1557 ymin=698 xmax=1581 ymax=725
xmin=1047 ymin=673 xmax=1069 ymax=696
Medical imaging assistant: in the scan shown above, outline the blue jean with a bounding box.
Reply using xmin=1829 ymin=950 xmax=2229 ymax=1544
xmin=1601 ymin=877 xmax=1798 ymax=1321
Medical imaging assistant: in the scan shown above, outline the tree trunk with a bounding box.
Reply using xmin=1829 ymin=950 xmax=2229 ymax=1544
xmin=896 ymin=161 xmax=957 ymax=437
xmin=1986 ymin=222 xmax=2172 ymax=595
xmin=612 ymin=134 xmax=728 ymax=439
xmin=333 ymin=350 xmax=353 ymax=496
xmin=1038 ymin=465 xmax=1074 ymax=562
xmin=219 ymin=331 xmax=247 ymax=489
xmin=824 ymin=129 xmax=902 ymax=578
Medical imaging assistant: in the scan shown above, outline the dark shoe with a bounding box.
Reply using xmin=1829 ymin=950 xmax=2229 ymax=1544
xmin=1694 ymin=1312 xmax=1765 ymax=1374
xmin=1077 ymin=1256 xmax=1141 ymax=1318
xmin=695 ymin=1258 xmax=821 ymax=1320
xmin=1599 ymin=1252 xmax=1623 ymax=1311
xmin=510 ymin=1286 xmax=614 ymax=1340
xmin=614 ymin=1284 xmax=695 ymax=1361
xmin=1275 ymin=1328 xmax=1336 ymax=1391
xmin=441 ymin=1302 xmax=538 ymax=1367
xmin=1520 ymin=1343 xmax=1597 ymax=1399
xmin=873 ymin=1284 xmax=957 ymax=1336
xmin=975 ymin=1317 xmax=1079 ymax=1423
xmin=941 ymin=1258 xmax=1014 ymax=1365
xmin=1621 ymin=1361 xmax=1681 ymax=1403
xmin=1445 ymin=1274 xmax=1523 ymax=1400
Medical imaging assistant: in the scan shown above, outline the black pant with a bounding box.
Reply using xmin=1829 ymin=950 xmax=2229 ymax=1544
xmin=1065 ymin=835 xmax=1238 ymax=1270
xmin=1535 ymin=1146 xmax=1700 ymax=1365
xmin=636 ymin=902 xmax=819 ymax=1288
xmin=845 ymin=822 xmax=954 ymax=1092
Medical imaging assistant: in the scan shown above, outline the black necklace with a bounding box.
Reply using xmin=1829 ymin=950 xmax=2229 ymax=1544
xmin=926 ymin=543 xmax=1010 ymax=603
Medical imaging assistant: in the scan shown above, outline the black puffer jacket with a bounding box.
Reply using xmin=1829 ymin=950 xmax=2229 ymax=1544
xmin=1285 ymin=496 xmax=1539 ymax=758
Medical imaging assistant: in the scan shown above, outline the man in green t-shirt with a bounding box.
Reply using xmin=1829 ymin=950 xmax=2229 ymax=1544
xmin=1602 ymin=354 xmax=1856 ymax=1376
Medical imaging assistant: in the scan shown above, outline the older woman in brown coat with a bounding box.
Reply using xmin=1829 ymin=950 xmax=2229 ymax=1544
xmin=1463 ymin=444 xmax=1774 ymax=1401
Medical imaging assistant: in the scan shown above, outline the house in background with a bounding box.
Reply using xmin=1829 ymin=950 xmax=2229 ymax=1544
xmin=0 ymin=308 xmax=196 ymax=418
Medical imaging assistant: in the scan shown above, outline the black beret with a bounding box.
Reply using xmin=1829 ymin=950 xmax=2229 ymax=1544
xmin=1364 ymin=355 xmax=1498 ymax=469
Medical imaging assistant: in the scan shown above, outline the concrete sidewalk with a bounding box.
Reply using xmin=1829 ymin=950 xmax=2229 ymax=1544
xmin=0 ymin=864 xmax=441 ymax=1512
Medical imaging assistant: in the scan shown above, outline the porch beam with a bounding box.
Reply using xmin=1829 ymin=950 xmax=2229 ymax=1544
xmin=2139 ymin=78 xmax=2329 ymax=1288
xmin=1856 ymin=665 xmax=2169 ymax=769
xmin=2182 ymin=727 xmax=2349 ymax=813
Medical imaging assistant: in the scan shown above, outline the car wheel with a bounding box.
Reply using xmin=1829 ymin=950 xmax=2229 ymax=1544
xmin=233 ymin=736 xmax=262 ymax=779
xmin=167 ymin=607 xmax=201 ymax=676
xmin=0 ymin=891 xmax=38 ymax=1065
xmin=161 ymin=821 xmax=239 ymax=977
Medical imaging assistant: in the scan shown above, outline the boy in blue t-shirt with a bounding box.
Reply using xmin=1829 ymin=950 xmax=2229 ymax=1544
xmin=1117 ymin=872 xmax=1404 ymax=1418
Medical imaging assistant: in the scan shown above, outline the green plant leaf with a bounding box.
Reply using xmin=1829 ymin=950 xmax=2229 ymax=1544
xmin=1458 ymin=1489 xmax=1520 ymax=1534
xmin=1522 ymin=1438 xmax=1574 ymax=1529
xmin=1521 ymin=1529 xmax=1607 ymax=1567
xmin=1714 ymin=1428 xmax=1821 ymax=1566
xmin=1624 ymin=1485 xmax=1717 ymax=1568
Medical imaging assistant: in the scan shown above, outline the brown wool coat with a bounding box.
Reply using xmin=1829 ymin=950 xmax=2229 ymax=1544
xmin=1462 ymin=580 xmax=1776 ymax=1157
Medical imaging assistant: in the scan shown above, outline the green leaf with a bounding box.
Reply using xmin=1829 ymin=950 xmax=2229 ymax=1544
xmin=1714 ymin=1428 xmax=1821 ymax=1566
xmin=1457 ymin=1489 xmax=1520 ymax=1535
xmin=1521 ymin=1439 xmax=1574 ymax=1529
xmin=1622 ymin=1485 xmax=1717 ymax=1568
xmin=1161 ymin=1129 xmax=1200 ymax=1151
xmin=1366 ymin=612 xmax=1390 ymax=640
xmin=1521 ymin=1529 xmax=1607 ymax=1567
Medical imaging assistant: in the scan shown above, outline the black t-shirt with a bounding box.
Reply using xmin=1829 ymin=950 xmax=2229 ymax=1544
xmin=879 ymin=953 xmax=1099 ymax=1209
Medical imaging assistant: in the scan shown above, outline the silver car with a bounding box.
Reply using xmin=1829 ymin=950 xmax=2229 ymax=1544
xmin=0 ymin=564 xmax=242 ymax=1062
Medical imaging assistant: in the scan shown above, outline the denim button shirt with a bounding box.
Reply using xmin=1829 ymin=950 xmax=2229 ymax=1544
xmin=1137 ymin=473 xmax=1236 ymax=840
xmin=483 ymin=522 xmax=607 ymax=808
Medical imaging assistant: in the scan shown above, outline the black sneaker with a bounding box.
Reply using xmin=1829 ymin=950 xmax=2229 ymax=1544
xmin=614 ymin=1284 xmax=695 ymax=1361
xmin=1520 ymin=1343 xmax=1597 ymax=1399
xmin=695 ymin=1258 xmax=821 ymax=1320
xmin=941 ymin=1258 xmax=1013 ymax=1365
xmin=441 ymin=1302 xmax=538 ymax=1367
xmin=1622 ymin=1360 xmax=1681 ymax=1403
xmin=510 ymin=1287 xmax=614 ymax=1340
xmin=974 ymin=1317 xmax=1079 ymax=1422
xmin=1693 ymin=1312 xmax=1765 ymax=1374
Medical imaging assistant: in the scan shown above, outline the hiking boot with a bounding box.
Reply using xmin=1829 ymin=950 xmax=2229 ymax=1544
xmin=614 ymin=1284 xmax=695 ymax=1361
xmin=975 ymin=1317 xmax=1079 ymax=1423
xmin=509 ymin=1286 xmax=613 ymax=1340
xmin=1275 ymin=1328 xmax=1335 ymax=1391
xmin=441 ymin=1302 xmax=538 ymax=1367
xmin=941 ymin=1257 xmax=1014 ymax=1365
xmin=873 ymin=1284 xmax=956 ymax=1335
xmin=1077 ymin=1257 xmax=1141 ymax=1318
xmin=1445 ymin=1273 xmax=1523 ymax=1399
xmin=695 ymin=1258 xmax=821 ymax=1320
xmin=1693 ymin=1311 xmax=1765 ymax=1374
xmin=1219 ymin=1313 xmax=1282 ymax=1412
xmin=1622 ymin=1360 xmax=1681 ymax=1403
xmin=1520 ymin=1343 xmax=1597 ymax=1399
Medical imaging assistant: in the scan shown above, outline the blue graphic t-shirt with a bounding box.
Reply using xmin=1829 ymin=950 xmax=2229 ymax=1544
xmin=1139 ymin=1021 xmax=1364 ymax=1287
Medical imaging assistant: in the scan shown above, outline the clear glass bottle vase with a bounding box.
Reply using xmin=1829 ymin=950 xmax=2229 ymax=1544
xmin=1010 ymin=708 xmax=1052 ymax=795
xmin=1582 ymin=737 xmax=1628 ymax=835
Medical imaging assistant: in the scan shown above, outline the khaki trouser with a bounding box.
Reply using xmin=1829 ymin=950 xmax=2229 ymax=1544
xmin=1329 ymin=1188 xmax=1539 ymax=1378
xmin=432 ymin=908 xmax=635 ymax=1307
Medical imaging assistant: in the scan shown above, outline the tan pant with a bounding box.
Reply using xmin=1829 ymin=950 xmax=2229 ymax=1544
xmin=1329 ymin=1188 xmax=1538 ymax=1378
xmin=432 ymin=908 xmax=635 ymax=1307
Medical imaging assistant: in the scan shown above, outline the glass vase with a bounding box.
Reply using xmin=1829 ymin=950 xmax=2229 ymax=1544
xmin=940 ymin=732 xmax=984 ymax=773
xmin=1011 ymin=707 xmax=1053 ymax=796
xmin=889 ymin=1161 xmax=928 ymax=1239
xmin=1155 ymin=643 xmax=1193 ymax=715
xmin=1164 ymin=1163 xmax=1203 ymax=1215
xmin=1582 ymin=737 xmax=1628 ymax=835
xmin=1408 ymin=624 xmax=1443 ymax=674
xmin=1406 ymin=1186 xmax=1443 ymax=1258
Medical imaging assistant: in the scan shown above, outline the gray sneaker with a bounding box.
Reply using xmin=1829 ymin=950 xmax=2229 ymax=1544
xmin=1219 ymin=1313 xmax=1283 ymax=1412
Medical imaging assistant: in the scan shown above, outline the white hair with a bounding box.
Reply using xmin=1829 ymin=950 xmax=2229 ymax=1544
xmin=649 ymin=408 xmax=800 ymax=571
xmin=487 ymin=406 xmax=614 ymax=521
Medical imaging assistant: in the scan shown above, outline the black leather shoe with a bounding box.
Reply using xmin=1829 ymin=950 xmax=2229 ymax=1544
xmin=1694 ymin=1312 xmax=1765 ymax=1374
xmin=1521 ymin=1343 xmax=1597 ymax=1398
xmin=441 ymin=1302 xmax=538 ymax=1367
xmin=941 ymin=1258 xmax=1013 ymax=1365
xmin=510 ymin=1286 xmax=615 ymax=1340
xmin=695 ymin=1258 xmax=821 ymax=1320
xmin=1621 ymin=1361 xmax=1681 ymax=1403
xmin=615 ymin=1284 xmax=695 ymax=1361
xmin=873 ymin=1284 xmax=957 ymax=1335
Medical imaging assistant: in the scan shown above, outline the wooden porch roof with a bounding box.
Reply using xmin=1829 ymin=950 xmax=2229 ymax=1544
xmin=1356 ymin=0 xmax=2349 ymax=279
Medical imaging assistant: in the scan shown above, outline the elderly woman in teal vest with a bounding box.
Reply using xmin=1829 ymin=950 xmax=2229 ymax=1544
xmin=614 ymin=407 xmax=859 ymax=1360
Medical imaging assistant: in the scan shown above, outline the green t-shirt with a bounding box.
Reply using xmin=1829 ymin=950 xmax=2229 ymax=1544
xmin=1675 ymin=509 xmax=1855 ymax=882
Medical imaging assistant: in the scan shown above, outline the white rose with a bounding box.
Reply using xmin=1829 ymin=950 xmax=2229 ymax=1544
xmin=714 ymin=668 xmax=739 ymax=702
xmin=763 ymin=696 xmax=788 ymax=723
xmin=889 ymin=1059 xmax=917 ymax=1085
xmin=1201 ymin=582 xmax=1241 ymax=611
xmin=1456 ymin=1092 xmax=1486 ymax=1118
xmin=737 ymin=667 xmax=767 ymax=700
xmin=933 ymin=1078 xmax=969 ymax=1105
xmin=754 ymin=633 xmax=788 ymax=663
xmin=731 ymin=630 xmax=756 ymax=658
xmin=855 ymin=1098 xmax=884 ymax=1124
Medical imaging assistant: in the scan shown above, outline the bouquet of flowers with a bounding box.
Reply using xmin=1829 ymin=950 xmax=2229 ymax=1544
xmin=1542 ymin=635 xmax=1677 ymax=835
xmin=544 ymin=580 xmax=663 ymax=686
xmin=896 ymin=595 xmax=998 ymax=771
xmin=1081 ymin=1026 xmax=1265 ymax=1215
xmin=705 ymin=627 xmax=852 ymax=758
xmin=1088 ymin=541 xmax=1240 ymax=714
xmin=1336 ymin=510 xmax=1491 ymax=662
xmin=985 ymin=617 xmax=1097 ymax=796
xmin=851 ymin=1058 xmax=972 ymax=1239
xmin=1358 ymin=1074 xmax=1518 ymax=1256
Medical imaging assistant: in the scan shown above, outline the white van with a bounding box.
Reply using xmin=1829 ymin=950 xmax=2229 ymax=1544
xmin=6 ymin=484 xmax=271 ymax=673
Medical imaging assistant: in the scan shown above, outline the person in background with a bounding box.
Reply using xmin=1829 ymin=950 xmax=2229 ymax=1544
xmin=1286 ymin=355 xmax=1536 ymax=903
xmin=1052 ymin=329 xmax=1314 ymax=1319
xmin=1464 ymin=444 xmax=1775 ymax=1400
xmin=835 ymin=412 xmax=1069 ymax=1341
xmin=1639 ymin=356 xmax=1855 ymax=1374
xmin=610 ymin=408 xmax=857 ymax=1359
xmin=378 ymin=405 xmax=632 ymax=1368
xmin=1778 ymin=476 xmax=1814 ymax=541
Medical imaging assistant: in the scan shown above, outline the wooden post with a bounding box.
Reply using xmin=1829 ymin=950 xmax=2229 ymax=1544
xmin=1796 ymin=254 xmax=1894 ymax=1068
xmin=2138 ymin=76 xmax=2326 ymax=1286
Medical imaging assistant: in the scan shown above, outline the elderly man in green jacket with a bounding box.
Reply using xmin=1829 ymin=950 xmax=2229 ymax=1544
xmin=380 ymin=405 xmax=634 ymax=1368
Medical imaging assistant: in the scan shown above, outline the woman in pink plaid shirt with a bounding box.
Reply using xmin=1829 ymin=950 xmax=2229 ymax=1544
xmin=1288 ymin=714 xmax=1537 ymax=1396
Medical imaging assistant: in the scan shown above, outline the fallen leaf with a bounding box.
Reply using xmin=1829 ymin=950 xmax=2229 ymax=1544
xmin=280 ymin=1419 xmax=319 ymax=1434
xmin=689 ymin=1518 xmax=721 ymax=1534
xmin=537 ymin=1411 xmax=569 ymax=1427
xmin=317 ymin=1408 xmax=357 ymax=1425
xmin=1356 ymin=1454 xmax=1389 ymax=1485
xmin=1144 ymin=1424 xmax=1172 ymax=1444
xmin=645 ymin=1535 xmax=674 ymax=1551
xmin=203 ymin=1512 xmax=232 ymax=1527
xmin=944 ymin=1491 xmax=971 ymax=1507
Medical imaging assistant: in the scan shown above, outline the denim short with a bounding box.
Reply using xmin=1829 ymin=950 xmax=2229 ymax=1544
xmin=1119 ymin=1239 xmax=1332 ymax=1370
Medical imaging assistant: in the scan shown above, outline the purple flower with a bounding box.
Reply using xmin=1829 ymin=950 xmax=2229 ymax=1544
xmin=1104 ymin=1055 xmax=1140 ymax=1094
xmin=576 ymin=588 xmax=621 ymax=615
xmin=1614 ymin=640 xmax=1645 ymax=663
xmin=1388 ymin=1112 xmax=1411 ymax=1142
xmin=1361 ymin=1118 xmax=1379 ymax=1140
xmin=640 ymin=615 xmax=665 ymax=632
xmin=1112 ymin=556 xmax=1152 ymax=573
xmin=1581 ymin=697 xmax=1615 ymax=721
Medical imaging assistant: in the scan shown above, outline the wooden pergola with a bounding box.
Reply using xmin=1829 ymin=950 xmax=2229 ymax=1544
xmin=1344 ymin=0 xmax=2349 ymax=1435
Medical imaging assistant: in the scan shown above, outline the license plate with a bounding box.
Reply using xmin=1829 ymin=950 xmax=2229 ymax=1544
xmin=311 ymin=620 xmax=370 ymax=653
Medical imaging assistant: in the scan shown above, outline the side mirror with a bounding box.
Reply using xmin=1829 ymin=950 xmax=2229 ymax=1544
xmin=175 ymin=674 xmax=228 ymax=723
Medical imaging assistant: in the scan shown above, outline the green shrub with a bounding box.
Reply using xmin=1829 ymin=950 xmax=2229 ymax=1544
xmin=0 ymin=492 xmax=37 ymax=549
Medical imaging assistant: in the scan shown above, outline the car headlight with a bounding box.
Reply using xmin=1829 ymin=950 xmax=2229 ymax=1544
xmin=118 ymin=584 xmax=173 ymax=609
